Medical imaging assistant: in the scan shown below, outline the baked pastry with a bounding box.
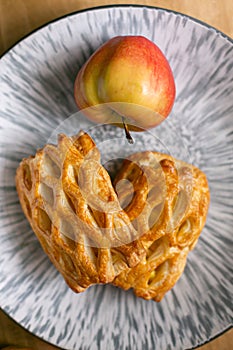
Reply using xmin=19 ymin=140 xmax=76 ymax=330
xmin=15 ymin=131 xmax=146 ymax=292
xmin=16 ymin=131 xmax=209 ymax=300
xmin=112 ymin=151 xmax=210 ymax=301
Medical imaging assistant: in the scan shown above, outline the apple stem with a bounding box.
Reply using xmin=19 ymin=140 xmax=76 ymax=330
xmin=122 ymin=117 xmax=134 ymax=144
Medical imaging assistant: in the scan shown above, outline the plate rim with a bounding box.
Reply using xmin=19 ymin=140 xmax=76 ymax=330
xmin=0 ymin=4 xmax=232 ymax=349
xmin=0 ymin=3 xmax=232 ymax=60
xmin=0 ymin=306 xmax=232 ymax=350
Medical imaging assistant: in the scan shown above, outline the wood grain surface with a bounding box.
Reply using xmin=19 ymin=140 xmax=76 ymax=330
xmin=0 ymin=0 xmax=232 ymax=349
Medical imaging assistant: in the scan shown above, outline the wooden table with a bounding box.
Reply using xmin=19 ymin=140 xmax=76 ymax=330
xmin=0 ymin=1 xmax=232 ymax=349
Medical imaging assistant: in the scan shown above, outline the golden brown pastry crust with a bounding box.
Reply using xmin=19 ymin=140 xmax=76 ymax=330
xmin=112 ymin=151 xmax=210 ymax=301
xmin=16 ymin=133 xmax=209 ymax=300
xmin=15 ymin=131 xmax=146 ymax=292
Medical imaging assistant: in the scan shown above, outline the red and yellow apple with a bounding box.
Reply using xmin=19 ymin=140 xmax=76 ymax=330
xmin=74 ymin=35 xmax=175 ymax=131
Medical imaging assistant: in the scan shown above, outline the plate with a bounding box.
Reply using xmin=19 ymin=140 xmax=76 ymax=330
xmin=0 ymin=5 xmax=232 ymax=350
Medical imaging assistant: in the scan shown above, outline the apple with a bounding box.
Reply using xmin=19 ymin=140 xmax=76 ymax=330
xmin=74 ymin=35 xmax=175 ymax=132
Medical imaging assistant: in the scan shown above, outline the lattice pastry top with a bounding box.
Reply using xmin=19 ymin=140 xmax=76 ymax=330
xmin=112 ymin=151 xmax=210 ymax=301
xmin=15 ymin=131 xmax=146 ymax=292
xmin=16 ymin=132 xmax=209 ymax=300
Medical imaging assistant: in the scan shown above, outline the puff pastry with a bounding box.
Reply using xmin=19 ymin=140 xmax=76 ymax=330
xmin=16 ymin=132 xmax=209 ymax=300
xmin=15 ymin=131 xmax=145 ymax=292
xmin=112 ymin=151 xmax=210 ymax=301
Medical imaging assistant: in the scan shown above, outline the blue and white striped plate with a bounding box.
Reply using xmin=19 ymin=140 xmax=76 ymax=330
xmin=0 ymin=5 xmax=232 ymax=350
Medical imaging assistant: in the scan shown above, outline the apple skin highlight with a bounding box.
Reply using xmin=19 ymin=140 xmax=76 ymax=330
xmin=74 ymin=36 xmax=176 ymax=130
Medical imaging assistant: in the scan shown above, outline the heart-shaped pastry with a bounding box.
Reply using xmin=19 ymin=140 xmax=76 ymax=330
xmin=16 ymin=131 xmax=209 ymax=300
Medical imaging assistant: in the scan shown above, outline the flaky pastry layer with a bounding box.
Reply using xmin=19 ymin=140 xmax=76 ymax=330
xmin=112 ymin=151 xmax=210 ymax=301
xmin=16 ymin=132 xmax=209 ymax=300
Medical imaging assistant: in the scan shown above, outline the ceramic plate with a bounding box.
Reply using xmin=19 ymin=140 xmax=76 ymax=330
xmin=0 ymin=5 xmax=232 ymax=350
